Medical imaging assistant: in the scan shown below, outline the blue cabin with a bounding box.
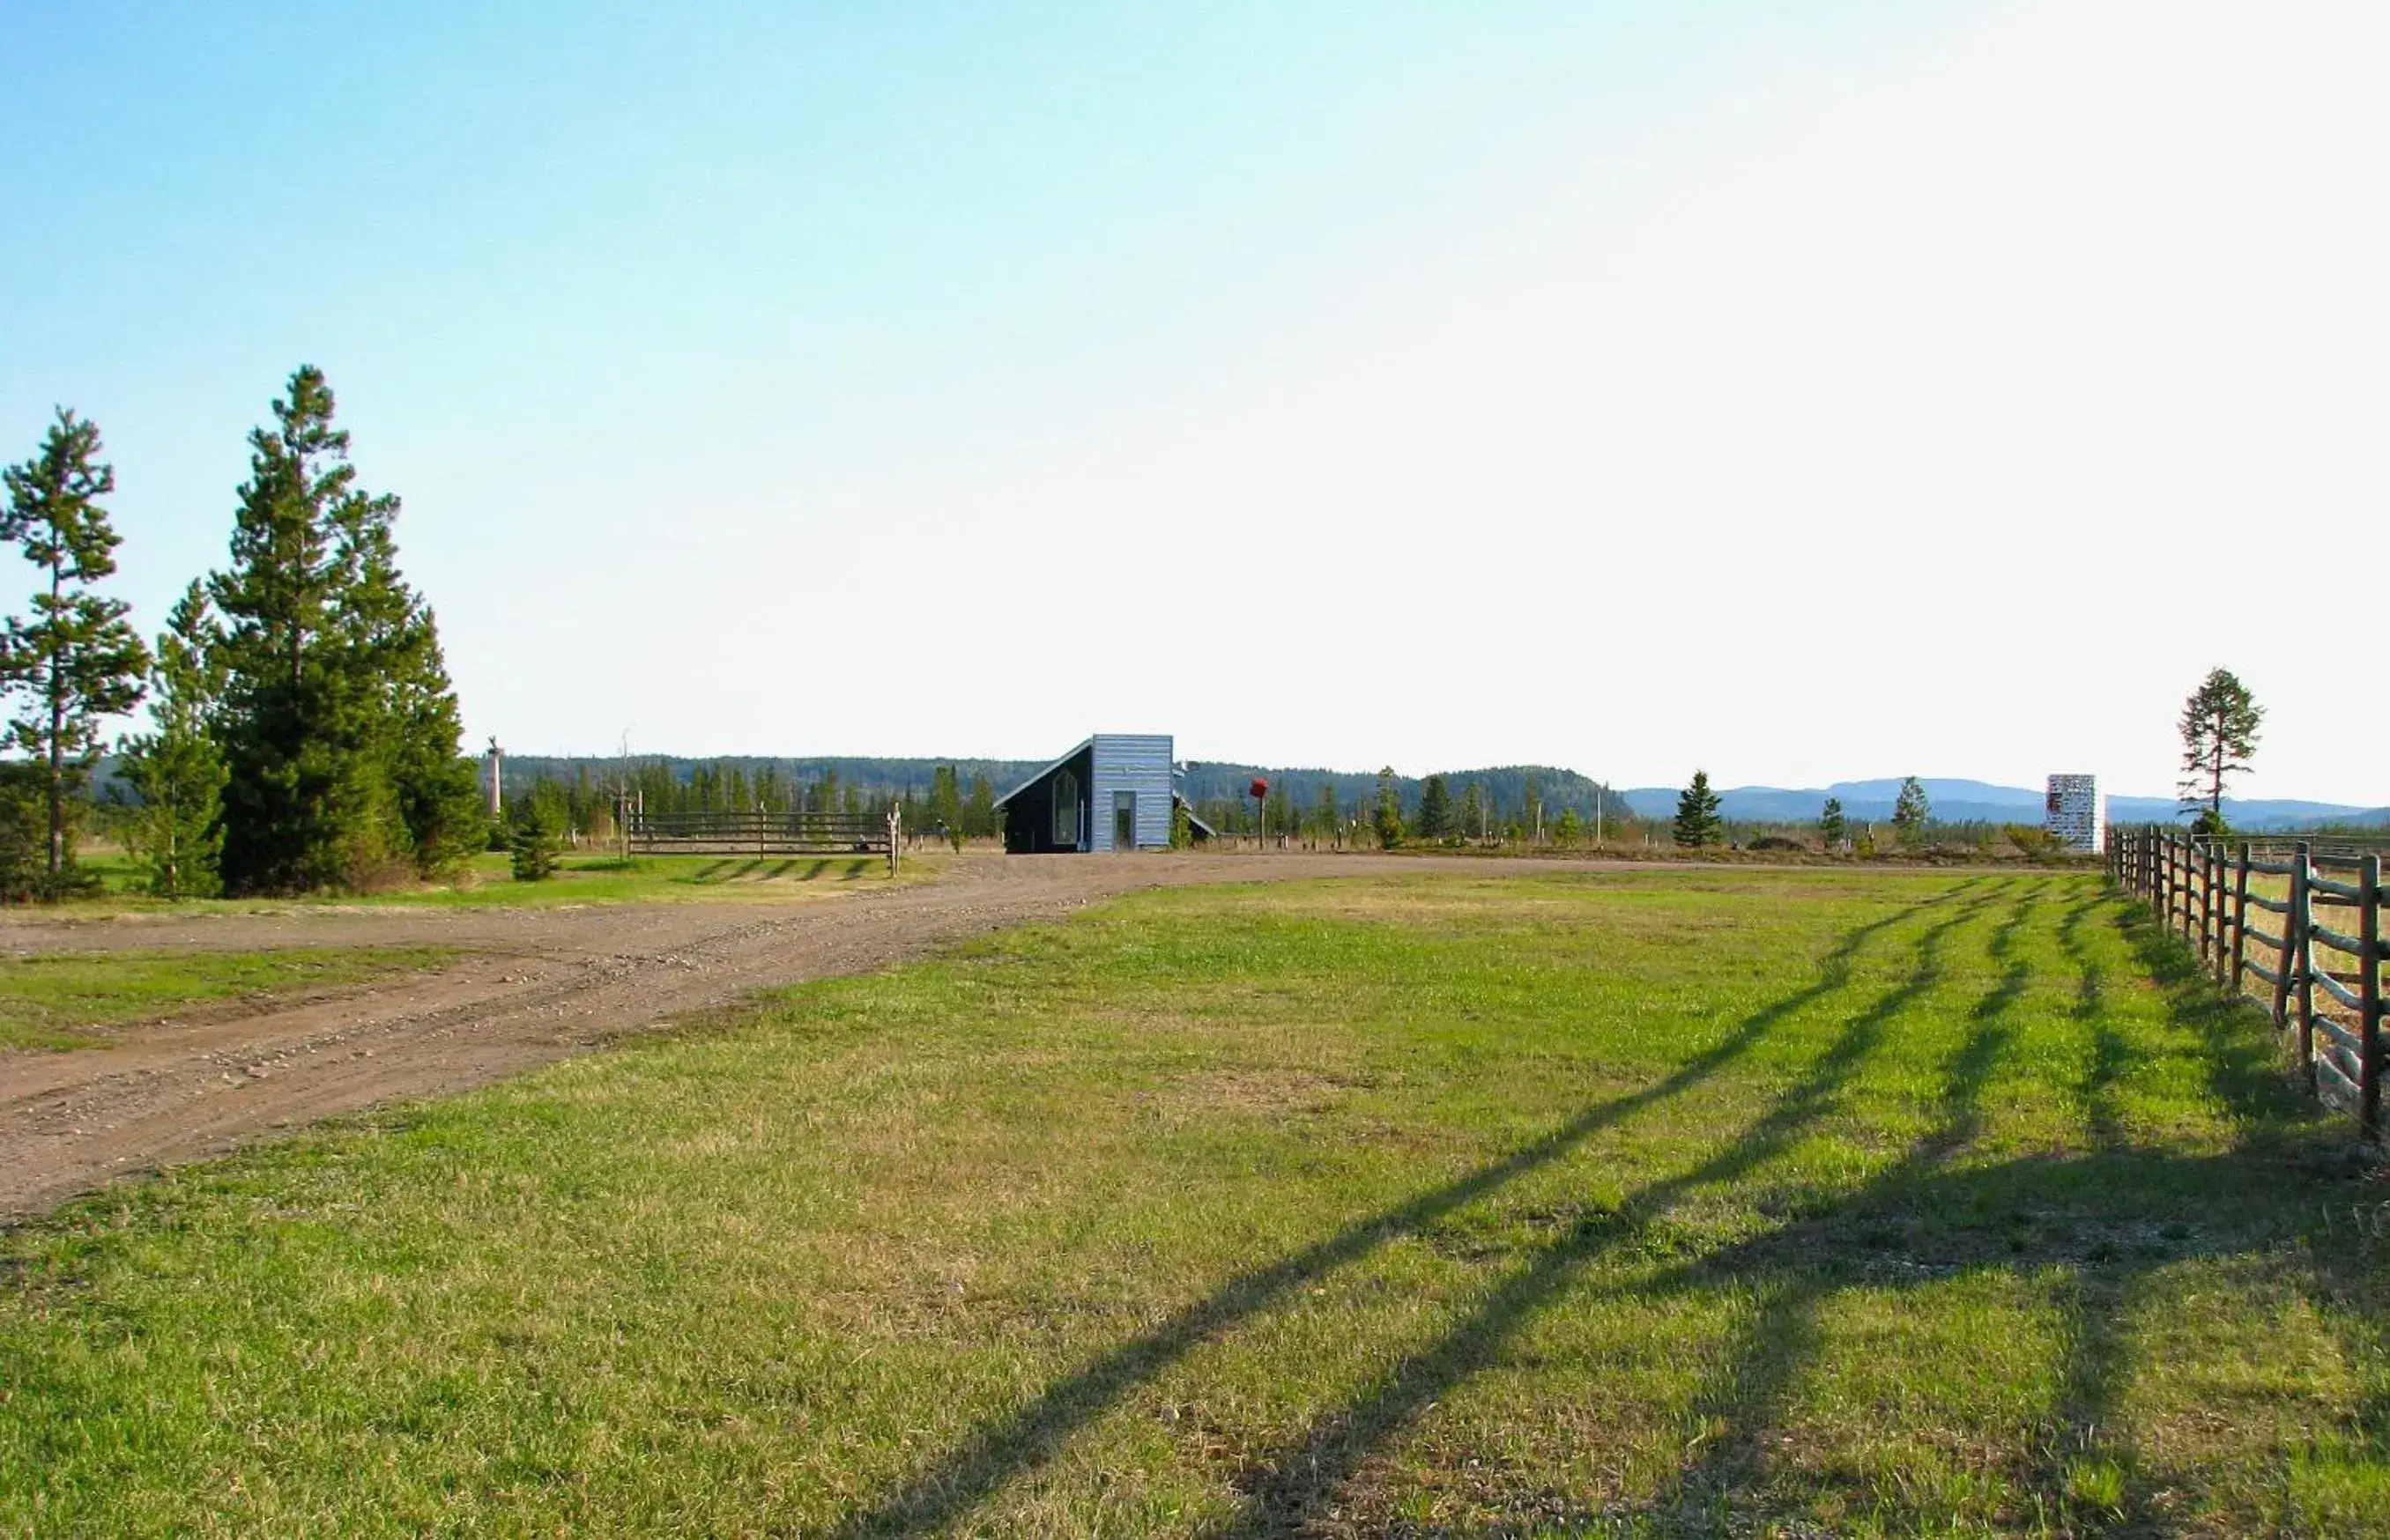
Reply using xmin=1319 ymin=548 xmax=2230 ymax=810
xmin=998 ymin=733 xmax=1185 ymax=853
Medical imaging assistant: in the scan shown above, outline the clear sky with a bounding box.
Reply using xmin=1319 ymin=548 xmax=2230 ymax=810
xmin=4 ymin=2 xmax=2383 ymax=801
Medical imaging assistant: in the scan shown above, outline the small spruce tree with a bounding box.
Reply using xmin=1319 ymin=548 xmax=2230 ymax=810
xmin=1458 ymin=781 xmax=1482 ymax=845
xmin=1373 ymin=766 xmax=1404 ymax=849
xmin=116 ymin=583 xmax=228 ymax=897
xmin=508 ymin=795 xmax=562 ymax=881
xmin=1817 ymin=796 xmax=1847 ymax=850
xmin=1416 ymin=774 xmax=1451 ymax=842
xmin=1674 ymin=770 xmax=1723 ymax=848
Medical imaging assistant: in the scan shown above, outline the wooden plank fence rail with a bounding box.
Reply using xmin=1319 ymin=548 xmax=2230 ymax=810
xmin=2107 ymin=826 xmax=2386 ymax=1134
xmin=627 ymin=808 xmax=903 ymax=871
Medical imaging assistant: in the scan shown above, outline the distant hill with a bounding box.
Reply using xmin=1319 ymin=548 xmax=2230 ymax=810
xmin=1622 ymin=781 xmax=2378 ymax=833
xmin=492 ymin=753 xmax=2370 ymax=833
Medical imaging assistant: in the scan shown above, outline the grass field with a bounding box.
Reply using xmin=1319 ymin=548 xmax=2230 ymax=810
xmin=4 ymin=870 xmax=2385 ymax=1534
xmin=0 ymin=946 xmax=461 ymax=1050
xmin=69 ymin=848 xmax=923 ymax=911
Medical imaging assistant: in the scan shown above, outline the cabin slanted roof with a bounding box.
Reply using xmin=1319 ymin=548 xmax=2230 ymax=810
xmin=991 ymin=737 xmax=1095 ymax=810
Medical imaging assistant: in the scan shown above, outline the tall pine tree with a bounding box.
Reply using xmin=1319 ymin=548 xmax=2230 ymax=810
xmin=1892 ymin=776 xmax=1931 ymax=847
xmin=210 ymin=367 xmax=478 ymax=893
xmin=1 ymin=409 xmax=150 ymax=895
xmin=2177 ymin=667 xmax=2262 ymax=834
xmin=116 ymin=583 xmax=228 ymax=897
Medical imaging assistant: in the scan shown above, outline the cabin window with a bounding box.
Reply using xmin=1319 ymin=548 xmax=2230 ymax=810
xmin=1052 ymin=769 xmax=1080 ymax=848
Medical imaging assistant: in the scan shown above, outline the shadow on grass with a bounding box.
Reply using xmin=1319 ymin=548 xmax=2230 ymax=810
xmin=1199 ymin=882 xmax=2023 ymax=1537
xmin=1202 ymin=882 xmax=2377 ymax=1536
xmin=828 ymin=879 xmax=1995 ymax=1537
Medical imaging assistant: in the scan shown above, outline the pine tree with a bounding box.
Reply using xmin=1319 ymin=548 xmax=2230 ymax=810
xmin=963 ymin=773 xmax=996 ymax=840
xmin=210 ymin=367 xmax=477 ymax=892
xmin=929 ymin=765 xmax=962 ymax=847
xmin=1417 ymin=774 xmax=1451 ymax=842
xmin=116 ymin=583 xmax=228 ymax=897
xmin=1458 ymin=781 xmax=1483 ymax=845
xmin=1 ymin=409 xmax=151 ymax=895
xmin=1374 ymin=766 xmax=1405 ymax=849
xmin=1817 ymin=796 xmax=1846 ymax=850
xmin=2178 ymin=667 xmax=2262 ymax=835
xmin=1555 ymin=808 xmax=1583 ymax=847
xmin=1891 ymin=777 xmax=1930 ymax=846
xmin=1673 ymin=770 xmax=1722 ymax=848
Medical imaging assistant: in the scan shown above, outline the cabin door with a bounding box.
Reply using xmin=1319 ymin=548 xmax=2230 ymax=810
xmin=1112 ymin=792 xmax=1137 ymax=852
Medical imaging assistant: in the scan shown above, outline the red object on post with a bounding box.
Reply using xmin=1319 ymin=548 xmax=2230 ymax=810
xmin=1249 ymin=778 xmax=1270 ymax=801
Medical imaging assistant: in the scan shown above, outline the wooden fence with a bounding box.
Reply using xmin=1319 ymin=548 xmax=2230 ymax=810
xmin=2108 ymin=826 xmax=2385 ymax=1131
xmin=627 ymin=808 xmax=901 ymax=869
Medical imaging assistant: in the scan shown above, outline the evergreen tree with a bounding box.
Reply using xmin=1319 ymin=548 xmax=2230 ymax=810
xmin=1310 ymin=780 xmax=1338 ymax=847
xmin=115 ymin=583 xmax=228 ymax=897
xmin=1458 ymin=781 xmax=1482 ymax=845
xmin=1673 ymin=770 xmax=1722 ymax=848
xmin=1373 ymin=766 xmax=1405 ymax=849
xmin=963 ymin=772 xmax=996 ymax=839
xmin=1 ymin=409 xmax=150 ymax=894
xmin=929 ymin=765 xmax=962 ymax=846
xmin=2178 ymin=667 xmax=2262 ymax=834
xmin=210 ymin=367 xmax=478 ymax=892
xmin=1416 ymin=774 xmax=1451 ymax=842
xmin=1817 ymin=796 xmax=1847 ymax=849
xmin=508 ymin=795 xmax=562 ymax=881
xmin=1892 ymin=777 xmax=1930 ymax=846
xmin=1554 ymin=807 xmax=1583 ymax=847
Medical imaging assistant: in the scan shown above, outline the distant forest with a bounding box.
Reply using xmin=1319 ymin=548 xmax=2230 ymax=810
xmin=495 ymin=754 xmax=1634 ymax=840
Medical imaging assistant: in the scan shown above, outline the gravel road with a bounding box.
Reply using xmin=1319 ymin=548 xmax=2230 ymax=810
xmin=0 ymin=851 xmax=1491 ymax=1218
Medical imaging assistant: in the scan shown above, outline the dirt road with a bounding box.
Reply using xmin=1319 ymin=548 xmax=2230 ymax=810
xmin=0 ymin=852 xmax=1506 ymax=1219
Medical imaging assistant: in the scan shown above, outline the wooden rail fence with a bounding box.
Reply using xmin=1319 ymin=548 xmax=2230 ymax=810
xmin=2108 ymin=826 xmax=2385 ymax=1132
xmin=627 ymin=808 xmax=902 ymax=870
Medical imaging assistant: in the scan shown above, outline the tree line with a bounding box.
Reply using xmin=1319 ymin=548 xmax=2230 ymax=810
xmin=4 ymin=370 xmax=477 ymax=899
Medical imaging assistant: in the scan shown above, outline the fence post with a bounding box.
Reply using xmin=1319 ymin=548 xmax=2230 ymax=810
xmin=2362 ymin=854 xmax=2381 ymax=1135
xmin=2158 ymin=830 xmax=2172 ymax=931
xmin=2293 ymin=842 xmax=2315 ymax=1089
xmin=2195 ymin=840 xmax=2210 ymax=964
xmin=2207 ymin=840 xmax=2223 ymax=974
xmin=2230 ymin=840 xmax=2250 ymax=996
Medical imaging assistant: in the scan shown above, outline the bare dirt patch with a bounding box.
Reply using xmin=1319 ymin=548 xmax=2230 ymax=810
xmin=0 ymin=851 xmax=1561 ymax=1219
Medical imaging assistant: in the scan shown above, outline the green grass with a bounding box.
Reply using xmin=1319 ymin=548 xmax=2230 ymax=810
xmin=69 ymin=848 xmax=926 ymax=911
xmin=3 ymin=870 xmax=2384 ymax=1535
xmin=0 ymin=946 xmax=463 ymax=1050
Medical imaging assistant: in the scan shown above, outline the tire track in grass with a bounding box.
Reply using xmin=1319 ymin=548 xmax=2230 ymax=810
xmin=832 ymin=879 xmax=1993 ymax=1536
xmin=1193 ymin=883 xmax=2014 ymax=1537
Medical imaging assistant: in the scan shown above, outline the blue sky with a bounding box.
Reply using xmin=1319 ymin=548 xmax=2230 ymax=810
xmin=4 ymin=3 xmax=2383 ymax=801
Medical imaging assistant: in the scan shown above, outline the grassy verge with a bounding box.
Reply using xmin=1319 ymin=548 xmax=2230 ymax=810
xmin=63 ymin=848 xmax=934 ymax=913
xmin=0 ymin=946 xmax=464 ymax=1050
xmin=3 ymin=870 xmax=2383 ymax=1534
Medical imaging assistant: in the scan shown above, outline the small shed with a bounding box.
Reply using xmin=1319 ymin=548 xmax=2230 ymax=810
xmin=998 ymin=734 xmax=1185 ymax=853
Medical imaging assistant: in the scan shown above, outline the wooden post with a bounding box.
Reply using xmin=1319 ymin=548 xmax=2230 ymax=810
xmin=2164 ymin=832 xmax=2176 ymax=932
xmin=2230 ymin=840 xmax=2250 ymax=996
xmin=2292 ymin=842 xmax=2315 ymax=1087
xmin=2204 ymin=840 xmax=2221 ymax=971
xmin=2361 ymin=855 xmax=2381 ymax=1134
